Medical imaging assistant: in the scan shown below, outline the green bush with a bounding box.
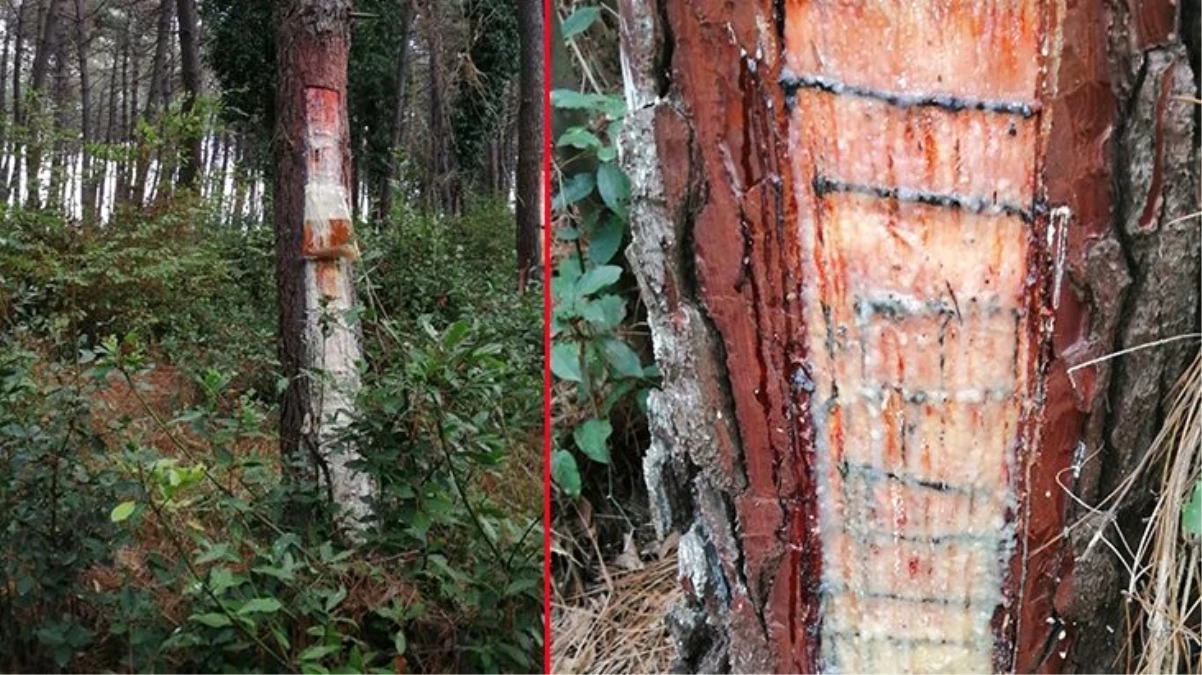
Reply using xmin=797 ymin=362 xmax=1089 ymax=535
xmin=0 ymin=198 xmax=542 ymax=673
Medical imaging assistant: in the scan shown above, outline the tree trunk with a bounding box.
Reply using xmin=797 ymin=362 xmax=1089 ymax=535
xmin=75 ymin=0 xmax=95 ymax=225
xmin=175 ymin=0 xmax=201 ymax=189
xmin=514 ymin=0 xmax=542 ymax=292
xmin=617 ymin=0 xmax=1199 ymax=673
xmin=274 ymin=0 xmax=371 ymax=535
xmin=0 ymin=3 xmax=13 ymax=205
xmin=99 ymin=27 xmax=120 ymax=221
xmin=46 ymin=24 xmax=66 ymax=213
xmin=115 ymin=16 xmax=129 ymax=207
xmin=133 ymin=0 xmax=172 ymax=207
xmin=7 ymin=0 xmax=27 ymax=204
xmin=424 ymin=0 xmax=450 ymax=213
xmin=376 ymin=0 xmax=412 ymax=223
xmin=26 ymin=0 xmax=67 ymax=209
xmin=12 ymin=0 xmax=24 ymax=127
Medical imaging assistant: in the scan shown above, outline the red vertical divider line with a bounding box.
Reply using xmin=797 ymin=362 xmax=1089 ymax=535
xmin=541 ymin=0 xmax=553 ymax=670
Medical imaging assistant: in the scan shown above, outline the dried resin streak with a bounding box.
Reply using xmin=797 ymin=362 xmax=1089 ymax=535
xmin=782 ymin=1 xmax=1054 ymax=672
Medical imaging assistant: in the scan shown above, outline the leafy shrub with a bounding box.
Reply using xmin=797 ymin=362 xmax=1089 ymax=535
xmin=548 ymin=88 xmax=655 ymax=499
xmin=0 ymin=197 xmax=542 ymax=673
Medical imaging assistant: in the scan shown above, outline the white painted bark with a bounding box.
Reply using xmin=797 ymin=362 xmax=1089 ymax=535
xmin=302 ymin=87 xmax=372 ymax=532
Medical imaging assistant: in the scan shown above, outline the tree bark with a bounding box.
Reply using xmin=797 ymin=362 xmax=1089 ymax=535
xmin=376 ymin=0 xmax=412 ymax=223
xmin=12 ymin=0 xmax=24 ymax=127
xmin=47 ymin=22 xmax=66 ymax=212
xmin=74 ymin=0 xmax=95 ymax=225
xmin=133 ymin=0 xmax=172 ymax=206
xmin=7 ymin=0 xmax=27 ymax=204
xmin=0 ymin=3 xmax=13 ymax=205
xmin=115 ymin=15 xmax=133 ymax=207
xmin=424 ymin=0 xmax=450 ymax=212
xmin=175 ymin=0 xmax=202 ymax=189
xmin=274 ymin=0 xmax=371 ymax=535
xmin=26 ymin=0 xmax=67 ymax=209
xmin=515 ymin=0 xmax=542 ymax=292
xmin=617 ymin=0 xmax=1199 ymax=673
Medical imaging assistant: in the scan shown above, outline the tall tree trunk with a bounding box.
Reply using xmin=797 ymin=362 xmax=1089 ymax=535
xmin=274 ymin=0 xmax=370 ymax=534
xmin=133 ymin=0 xmax=171 ymax=206
xmin=7 ymin=0 xmax=27 ymax=204
xmin=0 ymin=4 xmax=13 ymax=205
xmin=232 ymin=131 xmax=246 ymax=219
xmin=26 ymin=0 xmax=67 ymax=209
xmin=74 ymin=0 xmax=94 ymax=225
xmin=99 ymin=24 xmax=119 ymax=222
xmin=514 ymin=0 xmax=541 ymax=292
xmin=376 ymin=0 xmax=412 ymax=223
xmin=425 ymin=0 xmax=450 ymax=212
xmin=46 ymin=25 xmax=65 ymax=212
xmin=115 ymin=17 xmax=132 ymax=207
xmin=616 ymin=0 xmax=1199 ymax=673
xmin=12 ymin=0 xmax=24 ymax=127
xmin=175 ymin=0 xmax=201 ymax=189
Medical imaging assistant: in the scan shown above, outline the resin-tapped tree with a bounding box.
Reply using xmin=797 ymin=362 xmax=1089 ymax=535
xmin=618 ymin=0 xmax=1198 ymax=672
xmin=275 ymin=0 xmax=372 ymax=534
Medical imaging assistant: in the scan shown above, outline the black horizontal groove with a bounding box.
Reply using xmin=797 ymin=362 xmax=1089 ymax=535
xmin=839 ymin=459 xmax=976 ymax=495
xmin=814 ymin=175 xmax=1035 ymax=223
xmin=780 ymin=71 xmax=1039 ymax=118
xmin=823 ymin=584 xmax=993 ymax=608
xmin=824 ymin=629 xmax=977 ymax=649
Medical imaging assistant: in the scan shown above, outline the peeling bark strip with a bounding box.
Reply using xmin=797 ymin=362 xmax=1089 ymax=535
xmin=784 ymin=1 xmax=1055 ymax=671
xmin=276 ymin=0 xmax=371 ymax=532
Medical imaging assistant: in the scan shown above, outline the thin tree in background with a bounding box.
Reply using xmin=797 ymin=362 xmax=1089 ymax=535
xmin=74 ymin=0 xmax=95 ymax=224
xmin=377 ymin=0 xmax=412 ymax=223
xmin=26 ymin=0 xmax=67 ymax=209
xmin=514 ymin=0 xmax=541 ymax=292
xmin=175 ymin=0 xmax=202 ymax=189
xmin=274 ymin=0 xmax=371 ymax=534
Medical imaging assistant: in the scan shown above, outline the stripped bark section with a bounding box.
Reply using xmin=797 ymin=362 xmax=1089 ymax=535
xmin=622 ymin=0 xmax=1198 ymax=672
xmin=301 ymin=85 xmax=369 ymax=524
xmin=783 ymin=1 xmax=1054 ymax=671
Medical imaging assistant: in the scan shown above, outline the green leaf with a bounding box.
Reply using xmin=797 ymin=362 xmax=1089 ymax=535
xmin=394 ymin=629 xmax=408 ymax=656
xmin=556 ymin=127 xmax=603 ymax=150
xmin=299 ymin=644 xmax=339 ymax=662
xmin=573 ymin=418 xmax=612 ymax=464
xmin=237 ymin=597 xmax=282 ymax=615
xmin=550 ymin=343 xmax=583 ymax=383
xmin=191 ymin=612 xmax=232 ymax=628
xmin=324 ymin=585 xmax=348 ymax=613
xmin=195 ymin=543 xmax=237 ymax=565
xmin=561 ymin=6 xmax=601 ymax=39
xmin=1183 ymin=479 xmax=1202 ymax=537
xmin=110 ymin=500 xmax=136 ymax=523
xmin=597 ymin=145 xmax=617 ymax=162
xmin=575 ymin=265 xmax=622 ymax=296
xmin=602 ymin=337 xmax=643 ymax=378
xmin=503 ymin=576 xmax=539 ymax=597
xmin=550 ymin=89 xmax=608 ymax=111
xmin=580 ymin=294 xmax=627 ymax=331
xmin=552 ymin=172 xmax=596 ymax=210
xmin=551 ymin=450 xmax=582 ymax=498
xmin=588 ymin=217 xmax=624 ymax=265
xmin=597 ymin=162 xmax=631 ymax=217
xmin=443 ymin=320 xmax=470 ymax=348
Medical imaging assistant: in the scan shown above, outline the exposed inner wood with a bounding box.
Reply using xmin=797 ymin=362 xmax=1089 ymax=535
xmin=784 ymin=1 xmax=1048 ymax=671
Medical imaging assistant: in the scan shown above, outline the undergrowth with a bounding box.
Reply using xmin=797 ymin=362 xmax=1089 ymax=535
xmin=0 ymin=198 xmax=542 ymax=673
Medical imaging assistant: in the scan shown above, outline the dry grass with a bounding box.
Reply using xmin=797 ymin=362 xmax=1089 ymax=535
xmin=551 ymin=540 xmax=681 ymax=674
xmin=1123 ymin=351 xmax=1202 ymax=674
xmin=1065 ymin=345 xmax=1202 ymax=673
